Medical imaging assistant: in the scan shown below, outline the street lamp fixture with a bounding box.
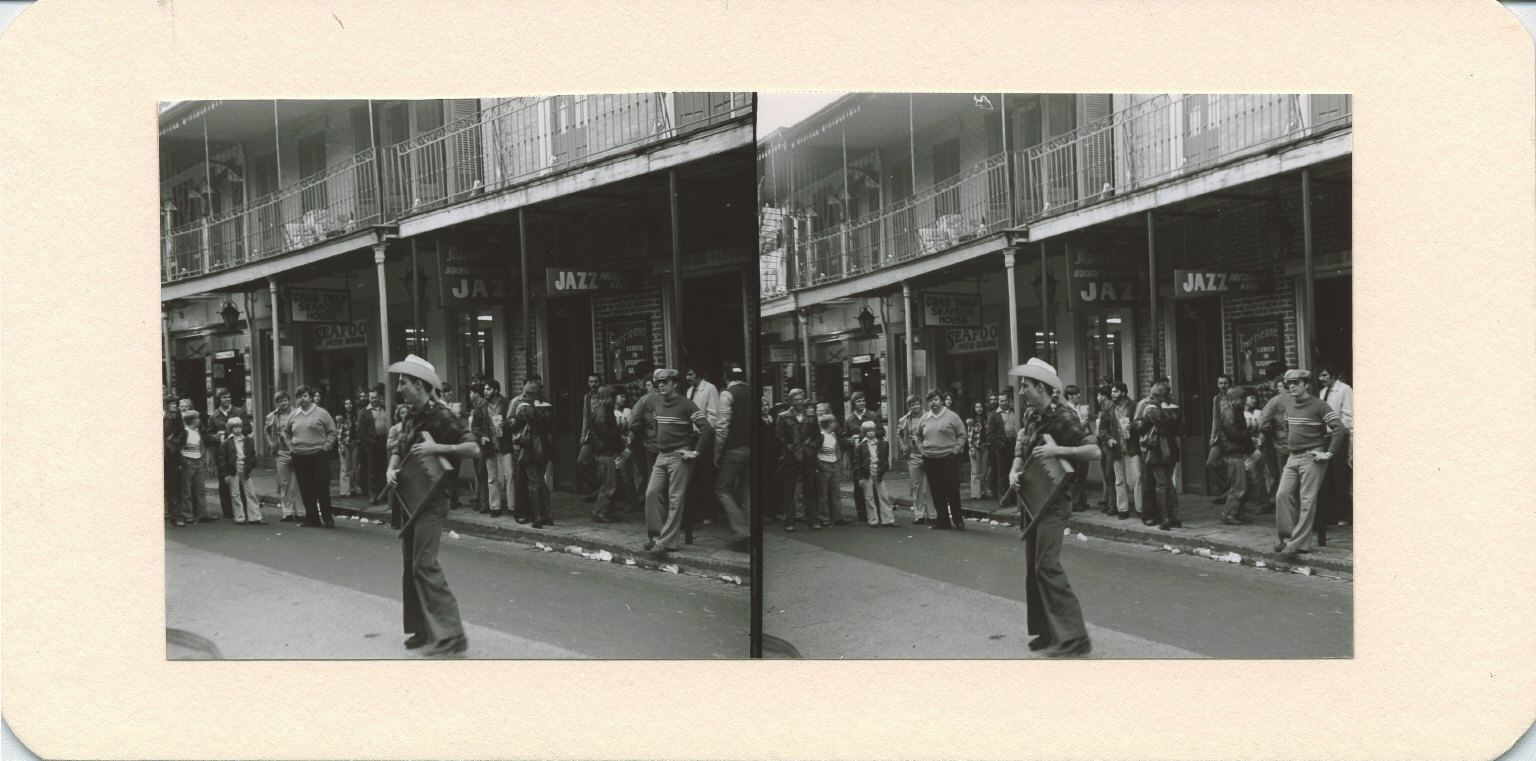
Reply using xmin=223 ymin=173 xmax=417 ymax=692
xmin=856 ymin=305 xmax=877 ymax=336
xmin=219 ymin=299 xmax=240 ymax=331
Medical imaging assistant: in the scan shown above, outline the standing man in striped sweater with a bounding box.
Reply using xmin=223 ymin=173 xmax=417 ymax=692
xmin=1272 ymin=369 xmax=1350 ymax=561
xmin=635 ymin=368 xmax=714 ymax=559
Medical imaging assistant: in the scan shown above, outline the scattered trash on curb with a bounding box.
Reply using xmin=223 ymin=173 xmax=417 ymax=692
xmin=624 ymin=558 xmax=637 ymax=566
xmin=1293 ymin=566 xmax=1312 ymax=576
xmin=1063 ymin=527 xmax=1072 ymax=536
xmin=1076 ymin=533 xmax=1087 ymax=541
xmin=662 ymin=564 xmax=680 ymax=574
xmin=1254 ymin=560 xmax=1267 ymax=568
xmin=989 ymin=520 xmax=1000 ymax=527
xmin=448 ymin=531 xmax=460 ymax=540
xmin=1162 ymin=544 xmax=1174 ymax=551
xmin=1170 ymin=548 xmax=1181 ymax=554
xmin=720 ymin=574 xmax=742 ymax=585
xmin=565 ymin=545 xmax=585 ymax=556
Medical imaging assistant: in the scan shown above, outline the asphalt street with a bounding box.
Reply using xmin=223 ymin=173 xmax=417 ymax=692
xmin=166 ymin=509 xmax=749 ymax=659
xmin=764 ymin=519 xmax=1352 ymax=659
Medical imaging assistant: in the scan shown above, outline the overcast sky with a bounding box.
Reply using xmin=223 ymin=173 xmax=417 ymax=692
xmin=757 ymin=92 xmax=848 ymax=135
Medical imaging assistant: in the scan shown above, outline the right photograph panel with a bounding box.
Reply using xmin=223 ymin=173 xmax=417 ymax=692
xmin=756 ymin=93 xmax=1353 ymax=659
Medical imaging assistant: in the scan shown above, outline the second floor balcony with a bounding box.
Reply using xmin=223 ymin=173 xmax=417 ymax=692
xmin=764 ymin=93 xmax=1351 ymax=294
xmin=162 ymin=93 xmax=754 ymax=286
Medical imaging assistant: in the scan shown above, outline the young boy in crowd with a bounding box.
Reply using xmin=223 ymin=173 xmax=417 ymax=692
xmin=814 ymin=414 xmax=845 ymax=526
xmin=221 ymin=417 xmax=266 ymax=525
xmin=854 ymin=420 xmax=896 ymax=527
xmin=167 ymin=409 xmax=213 ymax=527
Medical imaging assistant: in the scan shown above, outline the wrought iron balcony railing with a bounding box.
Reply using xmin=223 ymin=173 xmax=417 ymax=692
xmin=790 ymin=154 xmax=1013 ymax=289
xmin=162 ymin=149 xmax=382 ymax=283
xmin=1013 ymin=93 xmax=1351 ymax=221
xmin=772 ymin=94 xmax=1350 ymax=292
xmin=162 ymin=93 xmax=753 ymax=285
xmin=387 ymin=92 xmax=754 ymax=216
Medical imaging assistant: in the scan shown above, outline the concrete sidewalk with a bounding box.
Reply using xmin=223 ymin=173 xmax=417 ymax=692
xmin=828 ymin=467 xmax=1352 ymax=575
xmin=185 ymin=466 xmax=750 ymax=581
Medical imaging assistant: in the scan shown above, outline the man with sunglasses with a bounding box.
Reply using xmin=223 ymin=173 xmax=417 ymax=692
xmin=1268 ymin=368 xmax=1349 ymax=562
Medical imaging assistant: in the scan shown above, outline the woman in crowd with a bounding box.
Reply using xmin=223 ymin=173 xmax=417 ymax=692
xmin=1134 ymin=381 xmax=1182 ymax=530
xmin=337 ymin=397 xmax=357 ymax=497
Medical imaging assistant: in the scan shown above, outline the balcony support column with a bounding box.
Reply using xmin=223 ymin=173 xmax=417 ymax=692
xmin=411 ymin=238 xmax=422 ymax=355
xmin=373 ymin=244 xmax=391 ymax=405
xmin=1301 ymin=167 xmax=1316 ymax=368
xmin=798 ymin=307 xmax=813 ymax=396
xmin=519 ymin=208 xmax=532 ymax=377
xmin=273 ymin=101 xmax=284 ymax=188
xmin=162 ymin=308 xmax=174 ymax=393
xmin=1004 ymin=248 xmax=1019 ymax=373
xmin=1040 ymin=241 xmax=1050 ymax=364
xmin=840 ymin=122 xmax=850 ymax=276
xmin=1147 ymin=211 xmax=1159 ymax=381
xmin=903 ymin=281 xmax=915 ymax=400
xmin=269 ymin=277 xmax=283 ymax=399
xmin=670 ymin=169 xmax=683 ymax=369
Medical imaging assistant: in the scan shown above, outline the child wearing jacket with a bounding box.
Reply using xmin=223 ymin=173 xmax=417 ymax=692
xmin=220 ymin=417 xmax=266 ymax=524
xmin=854 ymin=420 xmax=896 ymax=527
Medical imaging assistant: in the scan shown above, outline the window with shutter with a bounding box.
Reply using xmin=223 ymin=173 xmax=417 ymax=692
xmin=380 ymin=102 xmax=409 ymax=217
xmin=446 ymin=98 xmax=482 ymax=199
xmin=297 ymin=131 xmax=327 ymax=213
xmin=412 ymin=101 xmax=447 ymax=209
xmin=1077 ymin=94 xmax=1113 ymax=201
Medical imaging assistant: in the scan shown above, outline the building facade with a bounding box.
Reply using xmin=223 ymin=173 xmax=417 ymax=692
xmin=758 ymin=93 xmax=1351 ymax=489
xmin=161 ymin=94 xmax=755 ymax=487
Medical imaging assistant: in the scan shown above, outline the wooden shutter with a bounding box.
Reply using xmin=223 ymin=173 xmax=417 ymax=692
xmin=445 ymin=98 xmax=482 ymax=199
xmin=1077 ymin=93 xmax=1113 ymax=200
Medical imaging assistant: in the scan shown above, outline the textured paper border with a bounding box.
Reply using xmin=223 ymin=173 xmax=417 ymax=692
xmin=2 ymin=0 xmax=1534 ymax=758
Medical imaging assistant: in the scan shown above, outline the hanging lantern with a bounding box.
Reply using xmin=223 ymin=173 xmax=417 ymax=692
xmin=856 ymin=305 xmax=877 ymax=336
xmin=219 ymin=300 xmax=240 ymax=331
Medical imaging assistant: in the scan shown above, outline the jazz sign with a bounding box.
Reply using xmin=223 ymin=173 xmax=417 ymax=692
xmin=1066 ymin=247 xmax=1139 ymax=309
xmin=1173 ymin=269 xmax=1272 ymax=299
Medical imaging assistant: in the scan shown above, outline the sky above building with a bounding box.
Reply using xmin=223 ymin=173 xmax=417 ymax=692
xmin=757 ymin=92 xmax=847 ymax=135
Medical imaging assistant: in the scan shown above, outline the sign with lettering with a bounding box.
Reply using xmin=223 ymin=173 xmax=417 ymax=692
xmin=1066 ymin=247 xmax=1139 ymax=309
xmin=441 ymin=245 xmax=512 ymax=304
xmin=921 ymin=293 xmax=981 ymax=327
xmin=603 ymin=317 xmax=653 ymax=382
xmin=944 ymin=323 xmax=998 ymax=354
xmin=1173 ymin=269 xmax=1273 ymax=299
xmin=1231 ymin=317 xmax=1284 ymax=385
xmin=312 ymin=320 xmax=368 ymax=352
xmin=547 ymin=268 xmax=637 ymax=294
xmin=767 ymin=345 xmax=798 ymax=364
xmin=289 ymin=288 xmax=350 ymax=323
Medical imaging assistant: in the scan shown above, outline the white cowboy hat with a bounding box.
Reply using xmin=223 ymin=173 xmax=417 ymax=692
xmin=1008 ymin=357 xmax=1064 ymax=396
xmin=387 ymin=354 xmax=442 ymax=390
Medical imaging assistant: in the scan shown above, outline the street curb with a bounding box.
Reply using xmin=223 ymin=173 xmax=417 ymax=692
xmin=231 ymin=489 xmax=750 ymax=582
xmin=841 ymin=488 xmax=1352 ymax=575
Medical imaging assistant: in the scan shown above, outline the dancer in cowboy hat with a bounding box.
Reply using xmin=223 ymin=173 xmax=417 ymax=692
xmin=1008 ymin=357 xmax=1101 ymax=657
xmin=385 ymin=354 xmax=481 ymax=657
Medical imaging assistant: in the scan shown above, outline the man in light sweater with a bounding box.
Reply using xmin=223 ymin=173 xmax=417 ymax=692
xmin=916 ymin=389 xmax=968 ymax=530
xmin=635 ymin=368 xmax=714 ymax=557
xmin=1272 ymin=369 xmax=1349 ymax=561
xmin=286 ymin=385 xmax=338 ymax=528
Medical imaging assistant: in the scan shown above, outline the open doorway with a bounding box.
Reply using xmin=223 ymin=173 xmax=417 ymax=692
xmin=680 ymin=271 xmax=747 ymax=388
xmin=1313 ymin=274 xmax=1352 ymax=380
xmin=545 ymin=295 xmax=594 ymax=492
xmin=1173 ymin=298 xmax=1222 ymax=495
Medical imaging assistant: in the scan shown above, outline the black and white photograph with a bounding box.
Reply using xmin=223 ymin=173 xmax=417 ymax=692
xmin=757 ymin=92 xmax=1353 ymax=659
xmin=159 ymin=94 xmax=757 ymax=658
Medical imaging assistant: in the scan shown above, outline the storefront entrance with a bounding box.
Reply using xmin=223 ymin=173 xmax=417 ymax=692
xmin=174 ymin=356 xmax=208 ymax=414
xmin=1173 ymin=297 xmax=1222 ymax=495
xmin=680 ymin=270 xmax=748 ymax=383
xmin=546 ymin=295 xmax=594 ymax=492
xmin=1313 ymin=274 xmax=1352 ymax=378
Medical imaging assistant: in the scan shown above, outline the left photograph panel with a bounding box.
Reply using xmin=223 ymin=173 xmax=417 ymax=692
xmin=160 ymin=95 xmax=757 ymax=659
